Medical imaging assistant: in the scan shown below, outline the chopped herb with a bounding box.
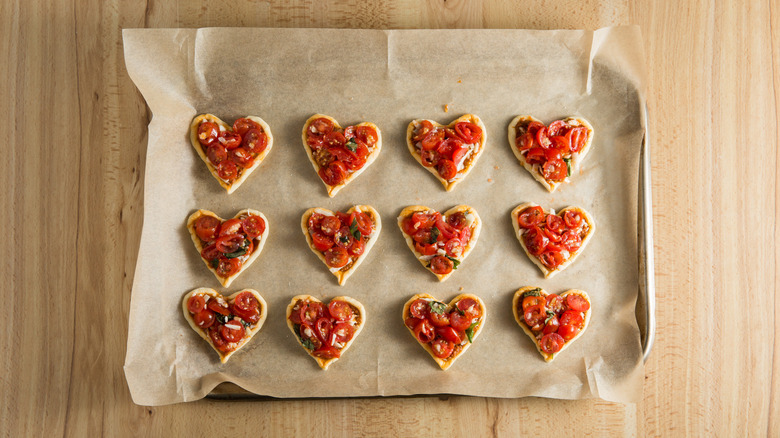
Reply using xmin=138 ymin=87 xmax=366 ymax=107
xmin=429 ymin=301 xmax=447 ymax=315
xmin=301 ymin=338 xmax=315 ymax=350
xmin=224 ymin=239 xmax=250 ymax=259
xmin=445 ymin=256 xmax=460 ymax=269
xmin=465 ymin=321 xmax=479 ymax=343
xmin=210 ymin=258 xmax=219 ymax=269
xmin=350 ymin=218 xmax=362 ymax=241
xmin=522 ymin=288 xmax=542 ymax=299
xmin=544 ymin=310 xmax=556 ymax=324
xmin=430 ymin=226 xmax=440 ymax=244
xmin=215 ymin=313 xmax=230 ymax=324
xmin=564 ymin=157 xmax=572 ymax=177
xmin=240 ymin=318 xmax=251 ymax=328
xmin=339 ymin=235 xmax=350 ymax=244
xmin=345 ymin=138 xmax=358 ymax=152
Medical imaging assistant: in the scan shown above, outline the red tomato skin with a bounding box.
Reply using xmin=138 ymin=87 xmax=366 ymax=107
xmin=449 ymin=311 xmax=472 ymax=331
xmin=413 ymin=319 xmax=435 ymax=344
xmin=431 ymin=338 xmax=454 ymax=358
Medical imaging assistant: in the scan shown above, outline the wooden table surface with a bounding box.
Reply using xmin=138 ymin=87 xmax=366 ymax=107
xmin=2 ymin=0 xmax=777 ymax=436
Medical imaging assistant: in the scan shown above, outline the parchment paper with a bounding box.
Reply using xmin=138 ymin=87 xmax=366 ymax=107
xmin=123 ymin=27 xmax=646 ymax=406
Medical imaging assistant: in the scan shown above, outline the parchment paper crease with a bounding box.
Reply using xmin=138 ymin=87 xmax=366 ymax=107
xmin=123 ymin=27 xmax=646 ymax=405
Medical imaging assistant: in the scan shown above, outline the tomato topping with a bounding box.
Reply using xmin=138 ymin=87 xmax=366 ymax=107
xmin=444 ymin=238 xmax=462 ymax=257
xmin=187 ymin=294 xmax=206 ymax=314
xmin=194 ymin=216 xmax=221 ymax=241
xmin=523 ymin=304 xmax=546 ymax=331
xmin=560 ymin=310 xmax=584 ymax=327
xmin=328 ymin=301 xmax=354 ymax=321
xmin=409 ymin=299 xmax=430 ymax=319
xmin=347 ymin=239 xmax=365 ymax=256
xmin=518 ymin=206 xmax=544 ymax=228
xmin=200 ymin=243 xmax=220 ymax=262
xmin=542 ymin=315 xmax=560 ymax=335
xmin=302 ymin=302 xmax=325 ymax=325
xmin=349 ymin=211 xmax=373 ymax=236
xmin=331 ymin=323 xmax=355 ymax=344
xmin=315 ymin=317 xmax=333 ymax=344
xmin=420 ymin=149 xmax=440 ymax=167
xmin=435 ymin=215 xmax=458 ymax=240
xmin=522 ymin=295 xmax=546 ymax=311
xmin=539 ymin=333 xmax=565 ymax=354
xmin=232 ymin=291 xmax=258 ymax=313
xmin=205 ymin=143 xmax=228 ymax=166
xmin=232 ymin=305 xmax=260 ymax=325
xmin=546 ymin=294 xmax=565 ymax=314
xmin=288 ymin=304 xmax=304 ymax=324
xmin=544 ymin=146 xmax=562 ymax=162
xmin=405 ymin=317 xmax=423 ymax=330
xmin=324 ymin=246 xmax=349 ymax=268
xmin=205 ymin=299 xmax=228 ymax=316
xmin=356 ymin=125 xmax=378 ymax=146
xmin=242 ymin=129 xmax=267 ymax=154
xmin=542 ymin=158 xmax=567 ymax=182
xmin=566 ymin=294 xmax=590 ymax=312
xmin=547 ymin=120 xmax=566 ymax=137
xmin=430 ymin=255 xmax=454 ymax=275
xmin=217 ymin=219 xmax=241 ymax=236
xmin=516 ymin=131 xmax=534 ymax=151
xmin=299 ymin=323 xmax=322 ymax=350
xmin=197 ymin=121 xmax=219 ymax=145
xmin=229 ymin=147 xmax=254 ymax=167
xmin=319 ymin=161 xmax=348 ymax=186
xmin=456 ymin=298 xmax=482 ymax=318
xmin=446 ymin=212 xmax=467 ymax=230
xmin=216 ymin=160 xmax=238 ymax=181
xmin=215 ymin=258 xmax=240 ymax=277
xmin=549 ymin=135 xmax=570 ymax=154
xmin=215 ymin=234 xmax=244 ymax=254
xmin=436 ymin=326 xmax=463 ymax=344
xmin=436 ymin=159 xmax=458 ymax=180
xmin=546 ymin=214 xmax=565 ymax=234
xmin=310 ymin=118 xmax=334 ymax=135
xmin=459 ymin=226 xmax=472 ymax=246
xmin=451 ymin=145 xmax=469 ymax=166
xmin=436 ymin=137 xmax=462 ymax=157
xmin=220 ymin=319 xmax=245 ymax=343
xmin=194 ymin=309 xmax=215 ymax=329
xmin=413 ymin=120 xmax=434 ymax=142
xmin=333 ymin=226 xmax=355 ymax=249
xmin=232 ymin=118 xmax=261 ymax=136
xmin=454 ymin=121 xmax=482 ymax=143
xmin=421 ymin=129 xmax=444 ymax=151
xmin=566 ymin=127 xmax=588 ymax=152
xmin=431 ymin=338 xmax=454 ymax=358
xmin=524 ymin=227 xmax=549 ymax=256
xmin=561 ymin=230 xmax=582 ymax=252
xmin=411 ymin=212 xmax=435 ymax=229
xmin=324 ymin=131 xmax=346 ymax=148
xmin=241 ymin=215 xmax=265 ymax=239
xmin=558 ymin=323 xmax=581 ymax=341
xmin=414 ymin=241 xmax=437 ymax=256
xmin=209 ymin=327 xmax=230 ymax=352
xmin=311 ymin=231 xmax=334 ymax=252
xmin=313 ymin=346 xmax=340 ymax=359
xmin=218 ymin=131 xmax=242 ymax=150
xmin=412 ymin=229 xmax=432 ymax=244
xmin=449 ymin=310 xmax=471 ymax=331
xmin=429 ymin=309 xmax=451 ymax=327
xmin=525 ymin=147 xmax=546 ymax=165
xmin=540 ymin=250 xmax=564 ymax=269
xmin=563 ymin=210 xmax=583 ymax=229
xmin=535 ymin=125 xmax=552 ymax=148
xmin=320 ymin=216 xmax=341 ymax=236
xmin=413 ymin=319 xmax=435 ymax=344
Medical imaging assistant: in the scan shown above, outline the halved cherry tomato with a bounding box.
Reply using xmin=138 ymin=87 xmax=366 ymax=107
xmin=219 ymin=219 xmax=242 ymax=236
xmin=451 ymin=145 xmax=469 ymax=166
xmin=558 ymin=323 xmax=580 ymax=341
xmin=561 ymin=230 xmax=582 ymax=252
xmin=324 ymin=246 xmax=349 ymax=268
xmin=547 ymin=120 xmax=566 ymax=137
xmin=414 ymin=319 xmax=435 ymax=344
xmin=324 ymin=131 xmax=346 ymax=148
xmin=540 ymin=250 xmax=564 ymax=269
xmin=315 ymin=317 xmax=333 ymax=344
xmin=516 ymin=131 xmax=534 ymax=151
xmin=218 ymin=131 xmax=242 ymax=150
xmin=232 ymin=305 xmax=260 ymax=325
xmin=313 ymin=346 xmax=340 ymax=359
xmin=311 ymin=231 xmax=334 ymax=252
xmin=412 ymin=120 xmax=434 ymax=142
xmin=209 ymin=327 xmax=230 ymax=352
xmin=544 ymin=146 xmax=562 ymax=162
xmin=444 ymin=238 xmax=462 ymax=257
xmin=429 ymin=310 xmax=451 ymax=327
xmin=410 ymin=299 xmax=430 ymax=319
xmin=308 ymin=212 xmax=325 ymax=231
xmin=566 ymin=127 xmax=588 ymax=152
xmin=421 ymin=129 xmax=445 ymax=151
xmin=288 ymin=303 xmax=304 ymax=324
xmin=523 ymin=304 xmax=546 ymax=331
xmin=420 ymin=149 xmax=440 ymax=167
xmin=328 ymin=301 xmax=354 ymax=321
xmin=431 ymin=338 xmax=454 ymax=358
xmin=216 ymin=258 xmax=241 ymax=277
xmin=566 ymin=294 xmax=590 ymax=312
xmin=331 ymin=323 xmax=355 ymax=344
xmin=194 ymin=309 xmax=215 ymax=328
xmin=320 ymin=216 xmax=341 ymax=236
xmin=542 ymin=158 xmax=567 ymax=182
xmin=560 ymin=310 xmax=584 ymax=328
xmin=449 ymin=310 xmax=471 ymax=331
xmin=319 ymin=161 xmax=348 ymax=186
xmin=535 ymin=124 xmax=552 ymax=148
xmin=194 ymin=216 xmax=221 ymax=241
xmin=200 ymin=243 xmax=220 ymax=262
xmin=405 ymin=317 xmax=423 ymax=330
xmin=343 ymin=125 xmax=356 ymax=139
xmin=435 ymin=215 xmax=457 ymax=240
xmin=525 ymin=147 xmax=546 ymax=165
xmin=349 ymin=211 xmax=373 ymax=236
xmin=220 ymin=319 xmax=245 ymax=343
xmin=307 ymin=132 xmax=326 ymax=150
xmin=216 ymin=160 xmax=238 ymax=180
xmin=546 ymin=214 xmax=565 ymax=234
xmin=241 ymin=215 xmax=265 ymax=239
xmin=229 ymin=147 xmax=254 ymax=167
xmin=446 ymin=212 xmax=467 ymax=229
xmin=242 ymin=129 xmax=267 ymax=154
xmin=354 ymin=142 xmax=369 ymax=159
xmin=454 ymin=121 xmax=482 ymax=143
xmin=333 ymin=226 xmax=355 ymax=249
xmin=542 ymin=315 xmax=560 ymax=335
xmin=430 ymin=255 xmax=453 ymax=275
xmin=187 ymin=294 xmax=206 ymax=314
xmin=456 ymin=298 xmax=482 ymax=319
xmin=205 ymin=143 xmax=228 ymax=165
xmin=207 ymin=298 xmax=230 ymax=316
xmin=549 ymin=135 xmax=570 ymax=154
xmin=539 ymin=333 xmax=565 ymax=354
xmin=299 ymin=323 xmax=322 ymax=350
xmin=302 ymin=302 xmax=325 ymax=325
xmin=518 ymin=206 xmax=544 ymax=228
xmin=412 ymin=229 xmax=432 ymax=244
xmin=310 ymin=118 xmax=334 ymax=135
xmin=233 ymin=291 xmax=258 ymax=313
xmin=215 ymin=234 xmax=244 ymax=254
xmin=524 ymin=227 xmax=549 ymax=256
xmin=563 ymin=210 xmax=583 ymax=229
xmin=414 ymin=241 xmax=437 ymax=256
xmin=197 ymin=121 xmax=219 ymax=145
xmin=348 ymin=239 xmax=365 ymax=256
xmin=356 ymin=125 xmax=378 ymax=146
xmin=437 ymin=159 xmax=458 ymax=180
xmin=547 ymin=294 xmax=565 ymax=315
xmin=459 ymin=226 xmax=472 ymax=246
xmin=437 ymin=137 xmax=463 ymax=157
xmin=522 ymin=295 xmax=546 ymax=311
xmin=412 ymin=212 xmax=435 ymax=230
xmin=436 ymin=326 xmax=462 ymax=344
xmin=232 ymin=118 xmax=261 ymax=136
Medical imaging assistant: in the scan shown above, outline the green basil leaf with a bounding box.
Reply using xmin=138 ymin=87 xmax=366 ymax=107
xmin=210 ymin=258 xmax=219 ymax=269
xmin=522 ymin=288 xmax=542 ymax=299
xmin=446 ymin=255 xmax=460 ymax=269
xmin=466 ymin=321 xmax=478 ymax=343
xmin=429 ymin=301 xmax=447 ymax=315
xmin=430 ymin=226 xmax=440 ymax=244
xmin=215 ymin=313 xmax=230 ymax=324
xmin=350 ymin=218 xmax=362 ymax=241
xmin=345 ymin=138 xmax=358 ymax=152
xmin=544 ymin=310 xmax=556 ymax=324
xmin=224 ymin=239 xmax=250 ymax=258
xmin=240 ymin=318 xmax=251 ymax=328
xmin=301 ymin=338 xmax=315 ymax=350
xmin=564 ymin=157 xmax=572 ymax=177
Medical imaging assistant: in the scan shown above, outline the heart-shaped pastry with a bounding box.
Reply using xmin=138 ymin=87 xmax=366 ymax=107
xmin=512 ymin=286 xmax=591 ymax=362
xmin=397 ymin=205 xmax=481 ymax=281
xmin=507 ymin=116 xmax=593 ymax=192
xmin=187 ymin=209 xmax=269 ymax=287
xmin=301 ymin=114 xmax=382 ymax=197
xmin=406 ymin=114 xmax=486 ymax=191
xmin=190 ymin=114 xmax=273 ymax=194
xmin=402 ymin=293 xmax=486 ymax=370
xmin=511 ymin=203 xmax=594 ymax=278
xmin=182 ymin=288 xmax=268 ymax=363
xmin=286 ymin=295 xmax=366 ymax=370
xmin=301 ymin=205 xmax=381 ymax=286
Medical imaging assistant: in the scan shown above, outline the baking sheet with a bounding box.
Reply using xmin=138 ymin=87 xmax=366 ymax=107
xmin=123 ymin=27 xmax=646 ymax=405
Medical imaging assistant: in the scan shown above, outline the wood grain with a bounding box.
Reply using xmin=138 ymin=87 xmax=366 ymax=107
xmin=1 ymin=0 xmax=777 ymax=436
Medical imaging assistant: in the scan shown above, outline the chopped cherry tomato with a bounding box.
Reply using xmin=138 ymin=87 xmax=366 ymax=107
xmin=561 ymin=230 xmax=582 ymax=252
xmin=436 ymin=137 xmax=463 ymax=157
xmin=216 ymin=131 xmax=241 ymax=150
xmin=542 ymin=315 xmax=560 ymax=335
xmin=288 ymin=304 xmax=304 ymax=324
xmin=324 ymin=246 xmax=349 ymax=268
xmin=302 ymin=302 xmax=325 ymax=325
xmin=436 ymin=326 xmax=462 ymax=344
xmin=232 ymin=118 xmax=261 ymax=136
xmin=216 ymin=160 xmax=238 ymax=180
xmin=209 ymin=327 xmax=230 ymax=352
xmin=454 ymin=121 xmax=482 ymax=143
xmin=451 ymin=145 xmax=469 ymax=166
xmin=435 ymin=215 xmax=458 ymax=240
xmin=566 ymin=294 xmax=590 ymax=312
xmin=206 ymin=143 xmax=228 ymax=165
xmin=420 ymin=149 xmax=440 ymax=167
xmin=220 ymin=319 xmax=245 ymax=343
xmin=431 ymin=338 xmax=454 ymax=358
xmin=564 ymin=210 xmax=583 ymax=229
xmin=313 ymin=346 xmax=340 ymax=359
xmin=324 ymin=131 xmax=346 ymax=148
xmin=229 ymin=147 xmax=254 ymax=167
xmin=412 ymin=212 xmax=436 ymax=229
xmin=414 ymin=241 xmax=437 ymax=256
xmin=524 ymin=227 xmax=549 ymax=256
xmin=449 ymin=310 xmax=471 ymax=331
xmin=430 ymin=255 xmax=454 ymax=275
xmin=216 ymin=258 xmax=241 ymax=277
xmin=539 ymin=333 xmax=565 ymax=354
xmin=320 ymin=216 xmax=341 ymax=236
xmin=437 ymin=159 xmax=458 ymax=180
xmin=187 ymin=294 xmax=206 ymax=314
xmin=215 ymin=234 xmax=244 ymax=254
xmin=335 ymin=211 xmax=351 ymax=224
xmin=356 ymin=125 xmax=378 ymax=146
xmin=444 ymin=238 xmax=462 ymax=257
xmin=518 ymin=206 xmax=545 ymax=228
xmin=546 ymin=294 xmax=565 ymax=314
xmin=310 ymin=118 xmax=334 ymax=135
xmin=349 ymin=211 xmax=373 ymax=236
xmin=194 ymin=216 xmax=221 ymax=241
xmin=522 ymin=295 xmax=546 ymax=311
xmin=315 ymin=317 xmax=333 ymax=344
xmin=546 ymin=214 xmax=565 ymax=234
xmin=328 ymin=300 xmax=354 ymax=321
xmin=542 ymin=158 xmax=567 ymax=182
xmin=319 ymin=161 xmax=348 ymax=186
xmin=456 ymin=298 xmax=482 ymax=318
xmin=311 ymin=231 xmax=334 ymax=252
xmin=207 ymin=298 xmax=230 ymax=315
xmin=566 ymin=127 xmax=588 ymax=152
xmin=333 ymin=226 xmax=355 ymax=249
xmin=409 ymin=299 xmax=429 ymax=319
xmin=525 ymin=147 xmax=546 ymax=165
xmin=523 ymin=304 xmax=546 ymax=331
xmin=194 ymin=309 xmax=215 ymax=329
xmin=412 ymin=120 xmax=434 ymax=142
xmin=429 ymin=310 xmax=451 ymax=327
xmin=241 ymin=215 xmax=265 ymax=239
xmin=197 ymin=121 xmax=219 ymax=145
xmin=233 ymin=291 xmax=258 ymax=313
xmin=421 ymin=129 xmax=445 ymax=151
xmin=307 ymin=132 xmax=326 ymax=150
xmin=348 ymin=239 xmax=365 ymax=256
xmin=331 ymin=322 xmax=355 ymax=344
xmin=413 ymin=319 xmax=435 ymax=344
xmin=540 ymin=250 xmax=564 ymax=269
